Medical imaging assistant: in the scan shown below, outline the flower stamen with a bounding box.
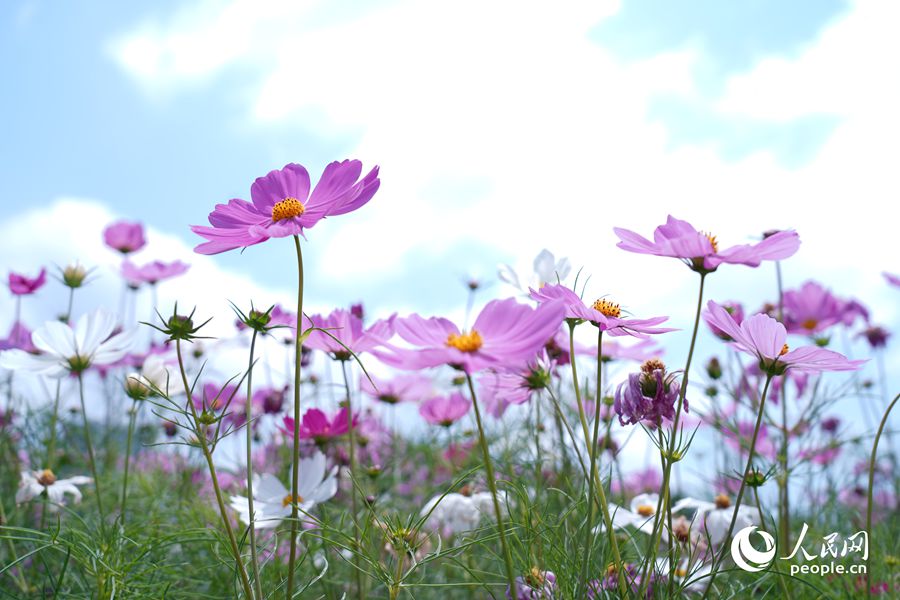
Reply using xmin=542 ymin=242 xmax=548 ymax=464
xmin=779 ymin=343 xmax=789 ymax=356
xmin=282 ymin=494 xmax=304 ymax=507
xmin=703 ymin=231 xmax=719 ymax=253
xmin=591 ymin=299 xmax=621 ymax=318
xmin=636 ymin=504 xmax=655 ymax=517
xmin=272 ymin=197 xmax=305 ymax=222
xmin=447 ymin=330 xmax=483 ymax=352
xmin=37 ymin=469 xmax=57 ymax=486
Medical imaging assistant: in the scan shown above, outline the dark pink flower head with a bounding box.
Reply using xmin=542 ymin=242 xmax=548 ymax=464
xmin=529 ymin=284 xmax=674 ymax=338
xmin=782 ymin=280 xmax=867 ymax=334
xmin=705 ymin=301 xmax=744 ymax=340
xmin=613 ymin=216 xmax=800 ymax=273
xmin=859 ymin=325 xmax=890 ymax=349
xmin=419 ymin=392 xmax=471 ymax=427
xmin=705 ymin=300 xmax=866 ymax=375
xmin=253 ymin=387 xmax=286 ymax=414
xmin=9 ymin=268 xmax=47 ymax=296
xmin=360 ymin=373 xmax=432 ymax=405
xmin=304 ymin=308 xmax=394 ymax=359
xmin=103 ymin=220 xmax=146 ymax=254
xmin=614 ymin=359 xmax=683 ymax=426
xmin=281 ymin=407 xmax=355 ymax=442
xmin=884 ymin=272 xmax=900 ymax=288
xmin=191 ymin=161 xmax=380 ymax=255
xmin=382 ymin=298 xmax=566 ymax=374
xmin=121 ymin=260 xmax=189 ymax=287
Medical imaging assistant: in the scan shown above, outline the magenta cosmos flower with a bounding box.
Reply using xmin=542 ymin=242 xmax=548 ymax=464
xmin=530 ymin=284 xmax=674 ymax=338
xmin=704 ymin=301 xmax=865 ymax=375
xmin=121 ymin=260 xmax=189 ymax=287
xmin=613 ymin=216 xmax=800 ymax=273
xmin=103 ymin=220 xmax=146 ymax=254
xmin=304 ymin=308 xmax=394 ymax=359
xmin=281 ymin=407 xmax=355 ymax=443
xmin=9 ymin=268 xmax=47 ymax=296
xmin=381 ymin=298 xmax=566 ymax=374
xmin=782 ymin=280 xmax=867 ymax=334
xmin=360 ymin=373 xmax=432 ymax=405
xmin=191 ymin=161 xmax=380 ymax=255
xmin=419 ymin=392 xmax=471 ymax=427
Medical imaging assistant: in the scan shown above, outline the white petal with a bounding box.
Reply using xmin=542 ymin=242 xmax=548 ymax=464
xmin=91 ymin=328 xmax=136 ymax=366
xmin=0 ymin=349 xmax=64 ymax=375
xmin=32 ymin=320 xmax=76 ymax=358
xmin=497 ymin=264 xmax=522 ymax=290
xmin=254 ymin=474 xmax=288 ymax=503
xmin=75 ymin=310 xmax=117 ymax=356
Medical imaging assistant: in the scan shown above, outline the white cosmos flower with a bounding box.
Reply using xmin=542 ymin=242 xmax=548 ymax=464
xmin=672 ymin=495 xmax=757 ymax=547
xmin=135 ymin=354 xmax=184 ymax=397
xmin=16 ymin=469 xmax=92 ymax=509
xmin=0 ymin=309 xmax=135 ymax=377
xmin=498 ymin=249 xmax=571 ymax=291
xmin=420 ymin=490 xmax=508 ymax=537
xmin=229 ymin=451 xmax=337 ymax=529
xmin=605 ymin=492 xmax=664 ymax=537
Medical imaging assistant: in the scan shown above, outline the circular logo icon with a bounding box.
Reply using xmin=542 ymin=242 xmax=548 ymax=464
xmin=731 ymin=525 xmax=776 ymax=572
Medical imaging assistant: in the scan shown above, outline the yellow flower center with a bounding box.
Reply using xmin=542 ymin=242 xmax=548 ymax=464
xmin=801 ymin=318 xmax=818 ymax=330
xmin=714 ymin=493 xmax=731 ymax=509
xmin=779 ymin=343 xmax=789 ymax=356
xmin=675 ymin=567 xmax=688 ymax=578
xmin=271 ymin=197 xmax=305 ymax=222
xmin=282 ymin=494 xmax=304 ymax=507
xmin=446 ymin=330 xmax=483 ymax=352
xmin=636 ymin=504 xmax=655 ymax=517
xmin=37 ymin=469 xmax=57 ymax=486
xmin=591 ymin=299 xmax=621 ymax=318
xmin=703 ymin=231 xmax=719 ymax=253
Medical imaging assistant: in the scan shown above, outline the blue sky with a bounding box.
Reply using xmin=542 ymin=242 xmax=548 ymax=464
xmin=2 ymin=0 xmax=898 ymax=496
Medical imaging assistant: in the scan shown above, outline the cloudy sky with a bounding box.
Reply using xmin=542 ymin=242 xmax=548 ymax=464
xmin=2 ymin=0 xmax=898 ymax=458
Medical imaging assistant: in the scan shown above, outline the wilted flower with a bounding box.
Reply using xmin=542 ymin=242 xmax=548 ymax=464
xmin=8 ymin=268 xmax=47 ymax=295
xmin=191 ymin=161 xmax=380 ymax=254
xmin=0 ymin=309 xmax=134 ymax=376
xmin=613 ymin=216 xmax=800 ymax=273
xmin=704 ymin=301 xmax=865 ymax=375
xmin=16 ymin=469 xmax=92 ymax=507
xmin=103 ymin=220 xmax=146 ymax=254
xmin=419 ymin=393 xmax=471 ymax=427
xmin=229 ymin=451 xmax=337 ymax=528
xmin=614 ymin=359 xmax=682 ymax=426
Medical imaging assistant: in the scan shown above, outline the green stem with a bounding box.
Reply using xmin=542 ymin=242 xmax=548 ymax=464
xmin=465 ymin=373 xmax=517 ymax=598
xmin=46 ymin=380 xmax=62 ymax=470
xmin=176 ymin=340 xmax=254 ymax=599
xmin=702 ymin=373 xmax=774 ymax=599
xmin=245 ymin=329 xmax=263 ymax=600
xmin=641 ymin=272 xmax=706 ymax=595
xmin=77 ymin=373 xmax=105 ymax=524
xmin=753 ymin=487 xmax=791 ymax=600
xmin=866 ymin=391 xmax=900 ymax=597
xmin=578 ymin=329 xmax=605 ymax=592
xmin=340 ymin=359 xmax=364 ymax=600
xmin=120 ymin=398 xmax=140 ymax=526
xmin=286 ymin=235 xmax=305 ymax=600
xmin=567 ymin=322 xmax=628 ymax=597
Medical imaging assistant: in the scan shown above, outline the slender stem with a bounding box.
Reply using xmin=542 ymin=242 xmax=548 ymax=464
xmin=0 ymin=501 xmax=29 ymax=592
xmin=641 ymin=272 xmax=705 ymax=594
xmin=340 ymin=359 xmax=364 ymax=600
xmin=46 ymin=380 xmax=62 ymax=470
xmin=286 ymin=235 xmax=305 ymax=600
xmin=120 ymin=398 xmax=140 ymax=526
xmin=65 ymin=287 xmax=75 ymax=323
xmin=176 ymin=340 xmax=254 ymax=599
xmin=465 ymin=373 xmax=517 ymax=598
xmin=578 ymin=329 xmax=604 ymax=591
xmin=753 ymin=487 xmax=791 ymax=600
xmin=245 ymin=330 xmax=263 ymax=600
xmin=702 ymin=373 xmax=774 ymax=599
xmin=77 ymin=373 xmax=105 ymax=523
xmin=779 ymin=381 xmax=790 ymax=554
xmin=866 ymin=392 xmax=900 ymax=597
xmin=567 ymin=322 xmax=628 ymax=596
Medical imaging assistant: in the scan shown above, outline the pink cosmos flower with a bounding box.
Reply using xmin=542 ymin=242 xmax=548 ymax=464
xmin=121 ymin=260 xmax=190 ymax=287
xmin=9 ymin=268 xmax=47 ymax=295
xmin=529 ymin=284 xmax=673 ymax=338
xmin=705 ymin=301 xmax=744 ymax=340
xmin=304 ymin=309 xmax=394 ymax=359
xmin=380 ymin=298 xmax=566 ymax=374
xmin=704 ymin=301 xmax=865 ymax=374
xmin=884 ymin=272 xmax=900 ymax=288
xmin=613 ymin=216 xmax=800 ymax=272
xmin=0 ymin=322 xmax=37 ymax=353
xmin=103 ymin=220 xmax=146 ymax=254
xmin=191 ymin=161 xmax=380 ymax=255
xmin=419 ymin=393 xmax=471 ymax=427
xmin=281 ymin=407 xmax=355 ymax=443
xmin=360 ymin=373 xmax=432 ymax=405
xmin=782 ymin=281 xmax=866 ymax=334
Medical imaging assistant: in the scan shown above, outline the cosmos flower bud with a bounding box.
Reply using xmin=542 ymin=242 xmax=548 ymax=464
xmin=744 ymin=469 xmax=767 ymax=488
xmin=61 ymin=262 xmax=89 ymax=288
xmin=145 ymin=305 xmax=211 ymax=344
xmin=706 ymin=357 xmax=722 ymax=380
xmin=125 ymin=374 xmax=151 ymax=401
